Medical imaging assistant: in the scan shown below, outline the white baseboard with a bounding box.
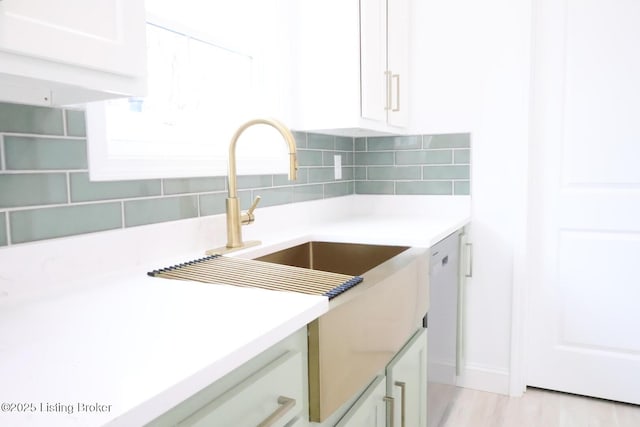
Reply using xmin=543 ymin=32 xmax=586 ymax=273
xmin=455 ymin=363 xmax=510 ymax=395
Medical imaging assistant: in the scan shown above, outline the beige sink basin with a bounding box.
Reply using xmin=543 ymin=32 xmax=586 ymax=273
xmin=255 ymin=240 xmax=429 ymax=422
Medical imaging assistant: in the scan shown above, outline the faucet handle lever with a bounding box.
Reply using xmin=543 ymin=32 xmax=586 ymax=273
xmin=248 ymin=195 xmax=261 ymax=215
xmin=242 ymin=195 xmax=261 ymax=225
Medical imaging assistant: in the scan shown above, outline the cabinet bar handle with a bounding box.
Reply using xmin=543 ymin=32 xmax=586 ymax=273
xmin=384 ymin=395 xmax=395 ymax=427
xmin=257 ymin=396 xmax=296 ymax=427
xmin=392 ymin=74 xmax=400 ymax=112
xmin=395 ymin=381 xmax=406 ymax=427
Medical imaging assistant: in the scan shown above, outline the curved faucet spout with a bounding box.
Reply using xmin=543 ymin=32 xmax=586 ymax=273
xmin=228 ymin=118 xmax=298 ymax=199
xmin=206 ymin=118 xmax=298 ymax=253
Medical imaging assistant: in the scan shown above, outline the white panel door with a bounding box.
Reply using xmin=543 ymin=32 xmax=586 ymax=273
xmin=527 ymin=0 xmax=640 ymax=403
xmin=0 ymin=0 xmax=145 ymax=77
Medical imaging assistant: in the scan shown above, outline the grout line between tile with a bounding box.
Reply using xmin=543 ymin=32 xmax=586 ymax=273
xmin=62 ymin=110 xmax=68 ymax=136
xmin=0 ymin=134 xmax=5 ymax=170
xmin=66 ymin=171 xmax=72 ymax=204
xmin=120 ymin=201 xmax=126 ymax=228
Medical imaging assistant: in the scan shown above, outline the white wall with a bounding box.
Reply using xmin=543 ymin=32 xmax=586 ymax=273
xmin=412 ymin=0 xmax=532 ymax=394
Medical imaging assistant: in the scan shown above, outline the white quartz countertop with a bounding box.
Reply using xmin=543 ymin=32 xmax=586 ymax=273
xmin=0 ymin=195 xmax=470 ymax=427
xmin=0 ymin=275 xmax=327 ymax=427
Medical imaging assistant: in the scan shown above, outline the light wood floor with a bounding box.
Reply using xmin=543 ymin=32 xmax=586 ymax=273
xmin=428 ymin=383 xmax=640 ymax=427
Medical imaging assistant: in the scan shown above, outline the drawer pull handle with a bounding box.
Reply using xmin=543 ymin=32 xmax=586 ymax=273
xmin=395 ymin=381 xmax=406 ymax=427
xmin=257 ymin=396 xmax=296 ymax=427
xmin=384 ymin=396 xmax=395 ymax=427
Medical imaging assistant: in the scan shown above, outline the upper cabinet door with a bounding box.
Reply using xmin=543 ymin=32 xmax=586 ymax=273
xmin=0 ymin=0 xmax=146 ymax=105
xmin=0 ymin=0 xmax=145 ymax=77
xmin=386 ymin=0 xmax=410 ymax=127
xmin=360 ymin=0 xmax=410 ymax=128
xmin=360 ymin=0 xmax=387 ymax=123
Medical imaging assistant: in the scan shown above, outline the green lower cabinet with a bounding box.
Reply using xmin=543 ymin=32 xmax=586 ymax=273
xmin=146 ymin=327 xmax=427 ymax=427
xmin=334 ymin=375 xmax=387 ymax=427
xmin=332 ymin=328 xmax=427 ymax=427
xmin=178 ymin=351 xmax=304 ymax=427
xmin=145 ymin=328 xmax=308 ymax=427
xmin=386 ymin=328 xmax=428 ymax=427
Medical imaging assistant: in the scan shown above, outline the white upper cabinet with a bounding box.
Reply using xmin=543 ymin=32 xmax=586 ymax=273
xmin=0 ymin=0 xmax=146 ymax=106
xmin=293 ymin=0 xmax=411 ymax=136
xmin=361 ymin=0 xmax=410 ymax=128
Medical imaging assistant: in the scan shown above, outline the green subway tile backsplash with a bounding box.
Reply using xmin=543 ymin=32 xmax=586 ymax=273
xmin=396 ymin=150 xmax=452 ymax=165
xmin=274 ymin=169 xmax=308 ymax=186
xmin=307 ymin=133 xmax=335 ymax=150
xmin=422 ymin=165 xmax=470 ymax=180
xmin=65 ymin=109 xmax=87 ymax=137
xmin=322 ymin=152 xmax=336 ymax=166
xmin=252 ymin=187 xmax=293 ymax=207
xmin=335 ymin=136 xmax=354 ymax=151
xmin=163 ymin=177 xmax=225 ymax=194
xmin=198 ymin=192 xmax=227 ymax=216
xmin=355 ymin=181 xmax=395 ymax=194
xmin=0 ymin=103 xmax=64 ymax=135
xmin=10 ymin=203 xmax=122 ymax=244
xmin=455 ymin=181 xmax=471 ymax=195
xmin=396 ymin=181 xmax=453 ymax=195
xmin=355 ymin=152 xmax=395 ymax=166
xmin=5 ymin=136 xmax=87 ymax=170
xmin=71 ymin=173 xmax=161 ymax=202
xmin=237 ymin=175 xmax=273 ymax=190
xmin=424 ymin=134 xmax=471 ymax=149
xmin=0 ymin=173 xmax=67 ymax=208
xmin=367 ymin=166 xmax=421 ymax=180
xmin=0 ymin=101 xmax=470 ymax=247
xmin=454 ymin=149 xmax=471 ymax=164
xmin=367 ymin=135 xmax=421 ymax=151
xmin=292 ymin=131 xmax=308 ymax=148
xmin=308 ymin=167 xmax=334 ymax=183
xmin=325 ymin=181 xmax=354 ymax=198
xmin=293 ymin=184 xmax=324 ymax=203
xmin=124 ymin=196 xmax=198 ymax=227
xmin=297 ymin=149 xmax=324 ymax=167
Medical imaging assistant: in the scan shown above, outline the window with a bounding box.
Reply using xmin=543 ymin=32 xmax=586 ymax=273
xmin=86 ymin=0 xmax=294 ymax=180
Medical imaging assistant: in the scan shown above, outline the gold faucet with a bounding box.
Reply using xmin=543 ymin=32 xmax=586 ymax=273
xmin=207 ymin=118 xmax=298 ymax=255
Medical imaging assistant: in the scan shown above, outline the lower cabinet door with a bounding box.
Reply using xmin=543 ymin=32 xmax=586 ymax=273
xmin=386 ymin=328 xmax=428 ymax=427
xmin=178 ymin=351 xmax=304 ymax=427
xmin=335 ymin=375 xmax=387 ymax=427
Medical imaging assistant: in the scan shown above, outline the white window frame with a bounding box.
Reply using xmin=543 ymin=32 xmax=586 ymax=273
xmin=86 ymin=2 xmax=293 ymax=181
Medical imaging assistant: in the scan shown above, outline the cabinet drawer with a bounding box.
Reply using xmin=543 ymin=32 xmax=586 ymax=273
xmin=178 ymin=351 xmax=304 ymax=427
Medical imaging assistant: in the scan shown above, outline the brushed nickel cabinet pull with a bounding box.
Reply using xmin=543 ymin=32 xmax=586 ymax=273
xmin=394 ymin=381 xmax=406 ymax=427
xmin=392 ymin=74 xmax=400 ymax=112
xmin=257 ymin=396 xmax=296 ymax=427
xmin=384 ymin=395 xmax=395 ymax=427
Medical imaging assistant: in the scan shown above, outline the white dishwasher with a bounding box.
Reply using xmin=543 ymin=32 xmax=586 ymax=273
xmin=424 ymin=229 xmax=466 ymax=427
